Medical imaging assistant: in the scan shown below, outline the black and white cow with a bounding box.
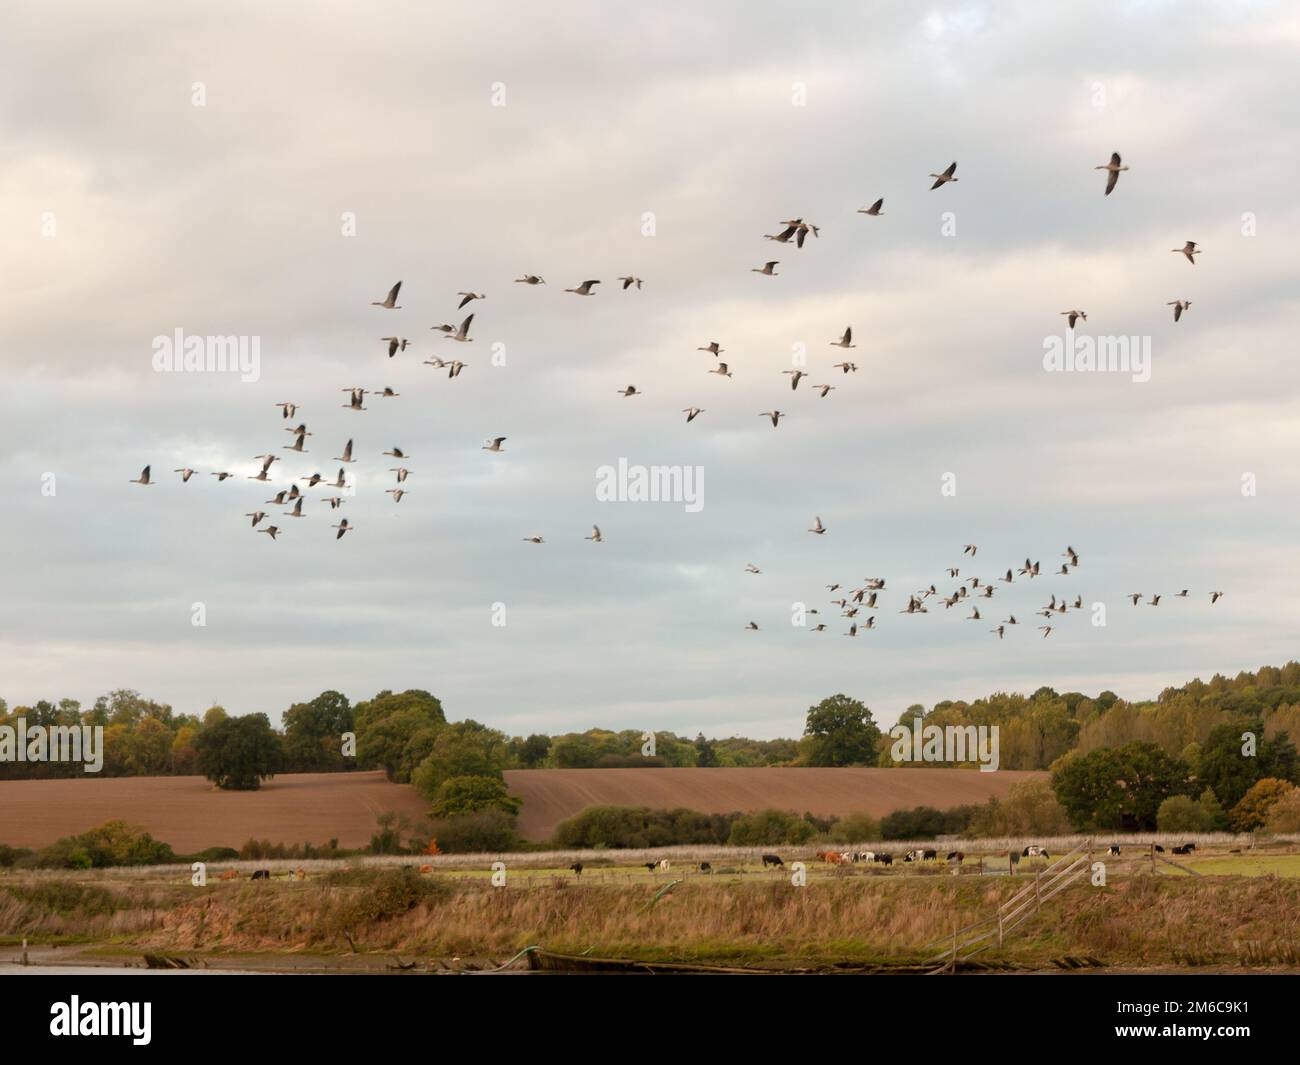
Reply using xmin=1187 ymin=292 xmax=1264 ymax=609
xmin=854 ymin=850 xmax=875 ymax=863
xmin=904 ymin=849 xmax=938 ymax=863
xmin=946 ymin=851 xmax=964 ymax=864
xmin=1021 ymin=845 xmax=1050 ymax=859
xmin=1108 ymin=845 xmax=1121 ymax=856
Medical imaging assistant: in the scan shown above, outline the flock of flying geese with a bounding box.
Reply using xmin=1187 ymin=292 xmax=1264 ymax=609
xmin=740 ymin=539 xmax=1223 ymax=639
xmin=127 ymin=151 xmax=1207 ymax=580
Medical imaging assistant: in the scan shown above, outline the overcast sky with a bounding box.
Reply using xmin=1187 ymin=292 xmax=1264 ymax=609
xmin=3 ymin=1 xmax=1297 ymax=738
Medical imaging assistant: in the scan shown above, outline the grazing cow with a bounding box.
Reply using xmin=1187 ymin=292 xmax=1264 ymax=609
xmin=219 ymin=869 xmax=240 ymax=881
xmin=419 ymin=864 xmax=433 ymax=874
xmin=946 ymin=851 xmax=964 ymax=864
xmin=1154 ymin=845 xmax=1165 ymax=853
xmin=1172 ymin=844 xmax=1196 ymax=855
xmin=250 ymin=869 xmax=271 ymax=881
xmin=874 ymin=853 xmax=893 ymax=866
xmin=699 ymin=861 xmax=712 ymax=873
xmin=816 ymin=850 xmax=845 ymax=865
xmin=1108 ymin=845 xmax=1121 ymax=856
xmin=570 ymin=862 xmax=584 ymax=877
xmin=906 ymin=849 xmax=937 ymax=862
xmin=924 ymin=849 xmax=937 ymax=861
xmin=855 ymin=851 xmax=875 ymax=864
xmin=643 ymin=862 xmax=658 ymax=872
xmin=761 ymin=854 xmax=784 ymax=868
xmin=658 ymin=858 xmax=671 ymax=872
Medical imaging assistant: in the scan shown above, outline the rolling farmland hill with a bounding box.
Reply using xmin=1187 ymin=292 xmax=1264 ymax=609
xmin=0 ymin=767 xmax=1046 ymax=849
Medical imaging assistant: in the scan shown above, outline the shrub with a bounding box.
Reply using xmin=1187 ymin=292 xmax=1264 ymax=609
xmin=1157 ymin=794 xmax=1213 ymax=833
xmin=552 ymin=806 xmax=739 ymax=849
xmin=727 ymin=809 xmax=814 ymax=847
xmin=428 ymin=809 xmax=521 ymax=853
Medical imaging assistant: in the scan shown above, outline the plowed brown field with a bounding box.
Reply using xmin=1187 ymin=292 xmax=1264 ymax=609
xmin=0 ymin=767 xmax=1045 ymax=849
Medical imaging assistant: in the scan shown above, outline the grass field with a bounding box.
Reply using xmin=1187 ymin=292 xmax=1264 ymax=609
xmin=2 ymin=838 xmax=1298 ymax=972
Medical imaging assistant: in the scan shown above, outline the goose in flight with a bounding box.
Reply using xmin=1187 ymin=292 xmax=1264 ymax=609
xmin=683 ymin=407 xmax=704 ymax=422
xmin=283 ymin=431 xmax=308 ymax=453
xmin=963 ymin=544 xmax=978 ymax=556
xmin=387 ymin=488 xmax=408 ymax=503
xmin=1063 ymin=545 xmax=1079 ymax=567
xmin=342 ymin=388 xmax=367 ymax=411
xmin=381 ymin=337 xmax=409 ymax=357
xmin=1060 ymin=310 xmax=1087 ymax=329
xmin=1210 ymin=591 xmax=1224 ymax=604
xmin=1038 ymin=626 xmax=1052 ymax=638
xmin=390 ymin=467 xmax=411 ymax=484
xmin=457 ymin=292 xmax=485 ymax=309
xmin=325 ymin=497 xmax=344 ymax=510
xmin=744 ymin=563 xmax=761 ymax=574
xmin=1175 ymin=589 xmax=1189 ymax=597
xmin=332 ymin=519 xmax=351 ymax=540
xmin=424 ymin=356 xmax=448 ymax=369
xmin=808 ymin=516 xmax=826 ymax=535
xmin=929 ymin=161 xmax=958 ymax=189
xmin=794 ymin=222 xmax=819 ymax=248
xmin=618 ymin=276 xmax=643 ymax=290
xmin=302 ymin=472 xmax=324 ymax=488
xmin=857 ymin=198 xmax=884 ymax=216
xmin=832 ymin=361 xmax=858 ymax=374
xmin=283 ymin=497 xmax=305 ymax=519
xmin=709 ymin=362 xmax=734 ymax=377
xmin=759 ymin=410 xmax=785 ymax=427
xmin=335 ymin=439 xmax=355 ymax=463
xmin=275 ymin=402 xmax=298 ymax=419
xmin=990 ymin=625 xmax=1004 ymax=639
xmin=1168 ymin=299 xmax=1191 ymax=322
xmin=245 ymin=511 xmax=266 ymax=527
xmin=812 ymin=384 xmax=836 ymax=398
xmin=1003 ymin=615 xmax=1018 ymax=625
xmin=1147 ymin=594 xmax=1161 ymax=606
xmin=258 ymin=525 xmax=281 ymax=540
xmin=745 ymin=621 xmax=760 ymax=631
xmin=446 ymin=314 xmax=474 ymax=342
xmin=174 ymin=467 xmax=196 ymax=482
xmin=697 ymin=341 xmax=724 ymax=356
xmin=514 ymin=275 xmax=545 ymax=285
xmin=327 ymin=469 xmax=348 ymax=489
xmin=811 ymin=623 xmax=827 ymax=632
xmin=846 ymin=623 xmax=858 ymax=637
xmin=522 ymin=535 xmax=544 ymax=544
xmin=430 ymin=323 xmax=456 ymax=334
xmin=751 ymin=261 xmax=779 ymax=275
xmin=376 ymin=387 xmax=400 ymax=398
xmin=211 ymin=471 xmax=235 ymax=482
xmin=130 ymin=465 xmax=154 ymax=486
xmin=1096 ymin=152 xmax=1128 ymax=196
xmin=783 ymin=369 xmax=806 ymax=390
xmin=1172 ymin=241 xmax=1201 ymax=264
xmin=383 ymin=447 xmax=408 ymax=458
xmin=482 ymin=437 xmax=507 ymax=452
xmin=447 ymin=360 xmax=467 ymax=378
xmin=371 ymin=281 xmax=402 ymax=309
xmin=586 ymin=525 xmax=604 ymax=543
xmin=765 ymin=223 xmax=798 ymax=243
xmin=265 ymin=490 xmax=288 ymax=506
xmin=565 ymin=280 xmax=601 ymax=295
xmin=618 ymin=384 xmax=642 ymax=397
xmin=830 ymin=327 xmax=855 ymax=349
xmin=247 ymin=464 xmax=273 ymax=482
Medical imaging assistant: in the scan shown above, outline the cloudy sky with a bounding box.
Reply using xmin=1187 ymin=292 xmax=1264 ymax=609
xmin=4 ymin=1 xmax=1297 ymax=739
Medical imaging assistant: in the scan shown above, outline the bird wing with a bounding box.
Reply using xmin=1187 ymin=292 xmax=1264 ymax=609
xmin=386 ymin=281 xmax=401 ymax=303
xmin=1105 ymin=168 xmax=1119 ymax=195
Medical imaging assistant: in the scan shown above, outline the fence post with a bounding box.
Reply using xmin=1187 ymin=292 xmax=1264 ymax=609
xmin=997 ymin=912 xmax=1003 ymax=948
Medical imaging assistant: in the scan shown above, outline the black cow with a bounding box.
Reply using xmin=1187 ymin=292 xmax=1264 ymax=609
xmin=644 ymin=861 xmax=658 ymax=872
xmin=250 ymin=869 xmax=271 ymax=881
xmin=924 ymin=849 xmax=937 ymax=861
xmin=761 ymin=854 xmax=784 ymax=868
xmin=875 ymin=853 xmax=892 ymax=866
xmin=569 ymin=862 xmax=583 ymax=877
xmin=1154 ymin=845 xmax=1165 ymax=853
xmin=699 ymin=861 xmax=712 ymax=873
xmin=1172 ymin=843 xmax=1197 ymax=855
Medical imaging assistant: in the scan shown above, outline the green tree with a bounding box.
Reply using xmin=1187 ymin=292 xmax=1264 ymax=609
xmin=430 ymin=775 xmax=521 ymax=818
xmin=353 ymin=689 xmax=446 ymax=782
xmin=282 ymin=690 xmax=353 ymax=771
xmin=195 ymin=713 xmax=281 ymax=790
xmin=801 ymin=694 xmax=881 ymax=766
xmin=1051 ymin=741 xmax=1190 ymax=830
xmin=1156 ymin=794 xmax=1213 ymax=833
xmin=411 ymin=720 xmax=510 ymax=800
